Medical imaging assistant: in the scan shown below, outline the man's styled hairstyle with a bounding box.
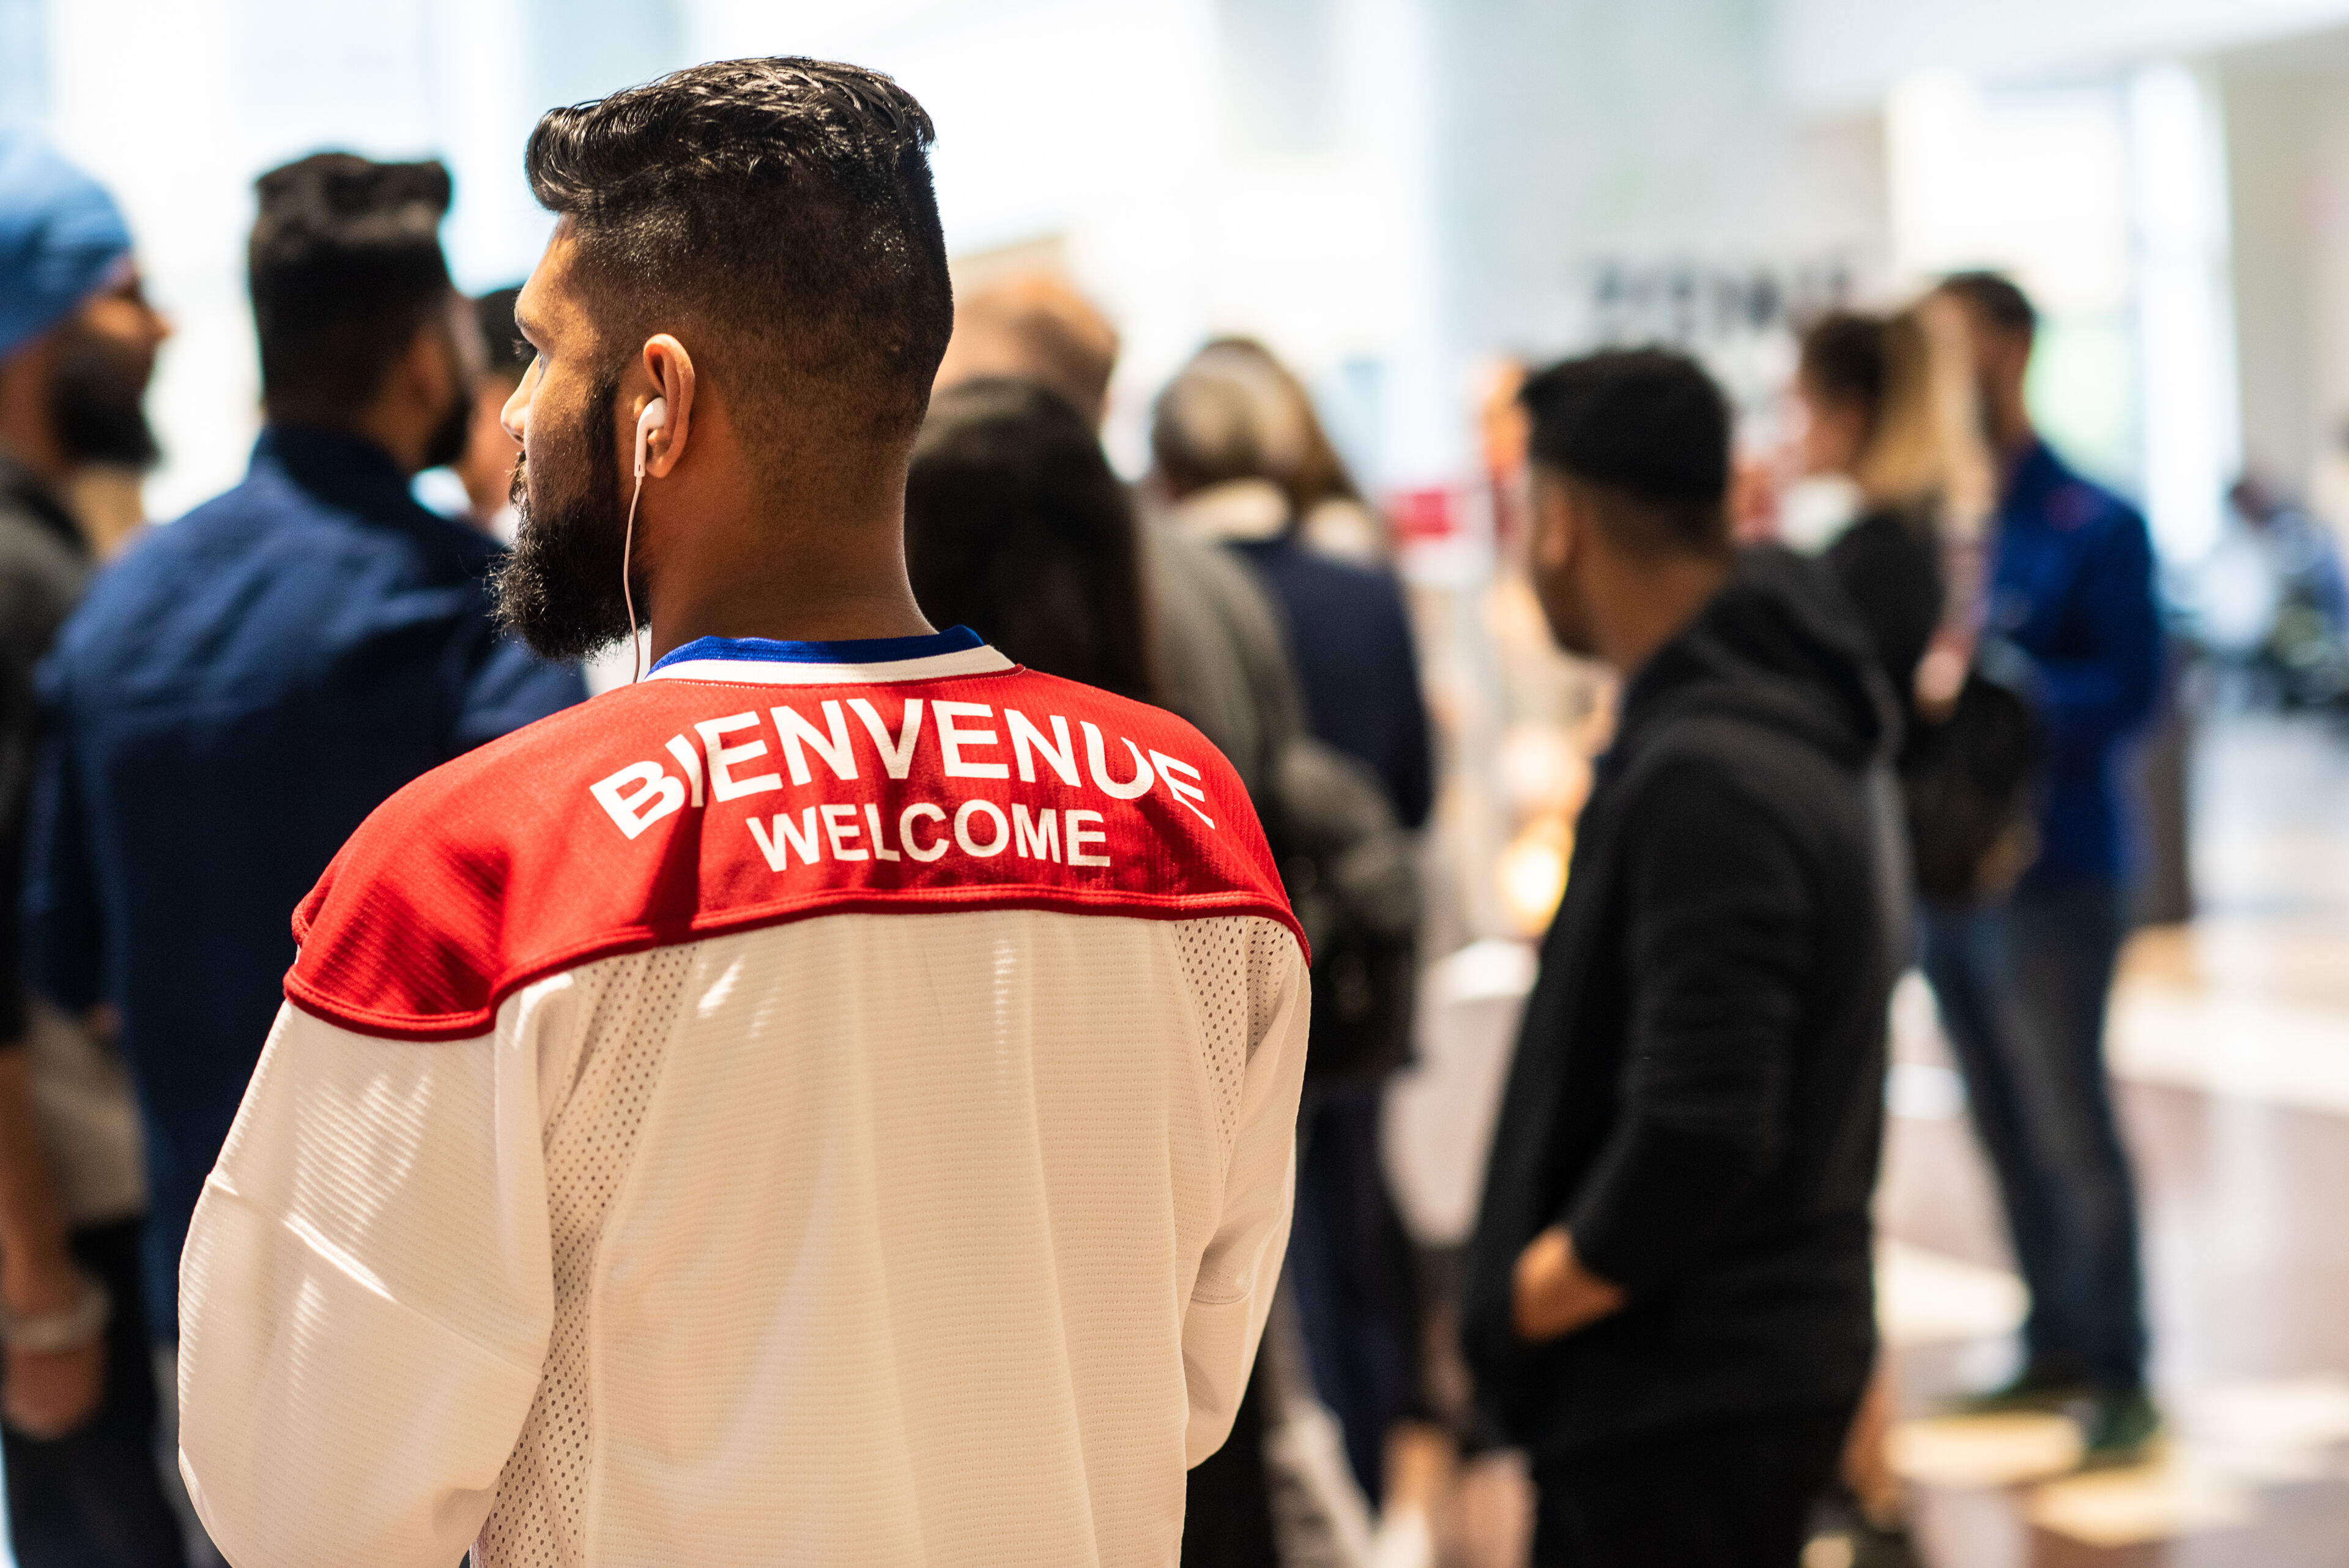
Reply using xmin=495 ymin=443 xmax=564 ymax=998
xmin=1936 ymin=270 xmax=2036 ymax=339
xmin=525 ymin=58 xmax=953 ymax=454
xmin=1518 ymin=348 xmax=1732 ymax=557
xmin=249 ymin=154 xmax=455 ymax=420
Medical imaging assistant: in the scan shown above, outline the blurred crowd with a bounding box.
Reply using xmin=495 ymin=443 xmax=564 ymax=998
xmin=0 ymin=53 xmax=2181 ymax=1568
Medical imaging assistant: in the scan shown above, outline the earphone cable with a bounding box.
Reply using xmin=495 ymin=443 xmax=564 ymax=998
xmin=622 ymin=467 xmax=647 ymax=684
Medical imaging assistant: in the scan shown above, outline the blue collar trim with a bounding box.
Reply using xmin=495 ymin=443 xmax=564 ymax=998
xmin=650 ymin=625 xmax=984 ymax=673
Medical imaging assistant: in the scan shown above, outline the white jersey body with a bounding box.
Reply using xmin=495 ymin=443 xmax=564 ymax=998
xmin=175 ymin=632 xmax=1310 ymax=1568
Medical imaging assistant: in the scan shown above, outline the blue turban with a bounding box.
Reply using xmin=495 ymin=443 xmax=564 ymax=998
xmin=0 ymin=132 xmax=133 ymax=361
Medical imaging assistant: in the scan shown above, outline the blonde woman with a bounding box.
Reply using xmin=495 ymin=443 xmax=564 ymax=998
xmin=1788 ymin=307 xmax=1992 ymax=1567
xmin=1793 ymin=307 xmax=1989 ymax=750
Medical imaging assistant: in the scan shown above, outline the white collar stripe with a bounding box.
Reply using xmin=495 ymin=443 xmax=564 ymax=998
xmin=644 ymin=646 xmax=1016 ymax=686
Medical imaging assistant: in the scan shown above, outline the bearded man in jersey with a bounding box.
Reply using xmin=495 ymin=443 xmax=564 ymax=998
xmin=174 ymin=59 xmax=1310 ymax=1568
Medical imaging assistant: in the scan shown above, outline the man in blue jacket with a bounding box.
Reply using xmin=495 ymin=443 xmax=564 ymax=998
xmin=25 ymin=154 xmax=585 ymax=1368
xmin=1927 ymin=272 xmax=2163 ymax=1464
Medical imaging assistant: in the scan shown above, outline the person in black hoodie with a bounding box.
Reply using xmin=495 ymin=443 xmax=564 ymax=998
xmin=1462 ymin=351 xmax=1902 ymax=1568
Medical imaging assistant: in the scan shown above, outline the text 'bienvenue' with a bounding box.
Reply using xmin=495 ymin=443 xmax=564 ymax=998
xmin=588 ymin=697 xmax=1214 ymax=869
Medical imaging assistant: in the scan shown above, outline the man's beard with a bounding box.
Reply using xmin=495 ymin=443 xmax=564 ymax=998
xmin=1545 ymin=593 xmax=1599 ymax=661
xmin=50 ymin=324 xmax=159 ymax=470
xmin=491 ymin=374 xmax=637 ymax=662
xmin=1535 ymin=556 xmax=1599 ymax=661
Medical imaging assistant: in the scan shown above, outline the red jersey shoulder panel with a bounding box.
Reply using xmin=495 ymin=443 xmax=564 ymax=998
xmin=287 ymin=664 xmax=1303 ymax=1040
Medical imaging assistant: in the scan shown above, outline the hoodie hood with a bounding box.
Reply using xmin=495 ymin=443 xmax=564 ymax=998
xmin=1617 ymin=545 xmax=1894 ymax=773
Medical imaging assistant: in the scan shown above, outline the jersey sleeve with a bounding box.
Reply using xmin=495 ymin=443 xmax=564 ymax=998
xmin=177 ymin=1000 xmax=558 ymax=1567
xmin=1178 ymin=916 xmax=1310 ymax=1466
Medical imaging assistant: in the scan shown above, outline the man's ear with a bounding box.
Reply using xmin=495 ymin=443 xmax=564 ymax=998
xmin=1532 ymin=475 xmax=1578 ymax=575
xmin=2003 ymin=334 xmax=2036 ymax=399
xmin=638 ymin=334 xmax=697 ymax=479
xmin=392 ymin=325 xmax=454 ymax=418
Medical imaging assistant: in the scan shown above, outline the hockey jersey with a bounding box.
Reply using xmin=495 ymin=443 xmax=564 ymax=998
xmin=176 ymin=627 xmax=1311 ymax=1568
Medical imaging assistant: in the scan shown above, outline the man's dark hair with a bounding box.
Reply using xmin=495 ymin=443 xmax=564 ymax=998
xmin=525 ymin=58 xmax=953 ymax=458
xmin=1937 ymin=270 xmax=2036 ymax=338
xmin=475 ymin=284 xmax=530 ymax=384
xmin=249 ymin=154 xmax=454 ymax=420
xmin=1518 ymin=348 xmax=1731 ymax=557
xmin=1797 ymin=311 xmax=1887 ymax=417
xmin=907 ymin=378 xmax=1157 ymax=704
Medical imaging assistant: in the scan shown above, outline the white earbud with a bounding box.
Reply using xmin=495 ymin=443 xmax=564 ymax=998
xmin=623 ymin=396 xmax=669 ymax=683
xmin=633 ymin=396 xmax=669 ymax=480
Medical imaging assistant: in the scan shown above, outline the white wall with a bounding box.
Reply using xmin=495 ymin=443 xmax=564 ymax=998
xmin=34 ymin=0 xmax=1459 ymax=502
xmin=2221 ymin=37 xmax=2349 ymax=521
xmin=1773 ymin=0 xmax=2349 ymax=111
xmin=2130 ymin=63 xmax=2240 ymax=561
xmin=37 ymin=0 xmax=2349 ymax=529
xmin=1425 ymin=0 xmax=1892 ymax=418
xmin=2225 ymin=65 xmax=2322 ymax=495
xmin=1767 ymin=1 xmax=2349 ymax=549
xmin=688 ymin=0 xmax=1452 ymax=486
xmin=39 ymin=0 xmax=685 ymax=518
xmin=1882 ymin=65 xmax=2241 ymax=556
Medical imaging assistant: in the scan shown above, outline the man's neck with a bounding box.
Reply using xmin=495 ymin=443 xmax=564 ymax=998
xmin=1995 ymin=406 xmax=2037 ymax=469
xmin=267 ymin=408 xmax=417 ymax=475
xmin=1597 ymin=552 xmax=1733 ymax=677
xmin=648 ymin=587 xmax=935 ymax=661
xmin=0 ymin=434 xmax=69 ymax=494
xmin=643 ymin=502 xmax=933 ymax=663
xmin=0 ymin=359 xmax=70 ymax=491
